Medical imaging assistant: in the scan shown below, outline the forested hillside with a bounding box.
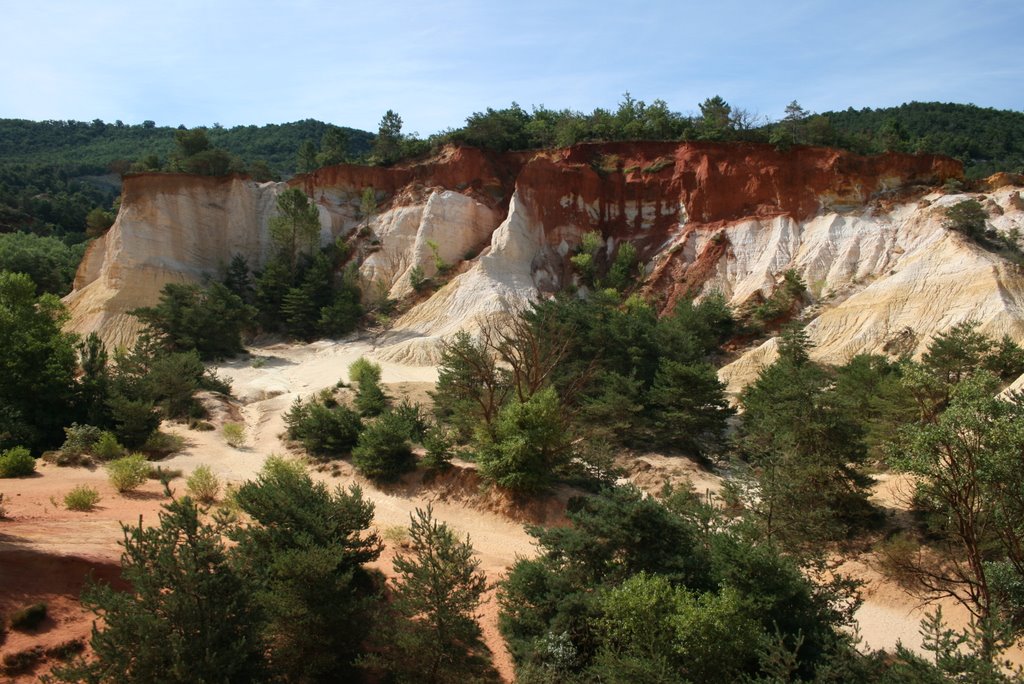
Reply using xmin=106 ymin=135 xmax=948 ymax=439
xmin=0 ymin=119 xmax=373 ymax=236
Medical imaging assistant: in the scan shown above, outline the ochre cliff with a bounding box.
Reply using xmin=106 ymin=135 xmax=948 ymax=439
xmin=66 ymin=140 xmax=1022 ymax=396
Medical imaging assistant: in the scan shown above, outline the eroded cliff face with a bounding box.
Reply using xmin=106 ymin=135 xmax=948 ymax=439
xmin=67 ymin=140 xmax=1020 ymax=396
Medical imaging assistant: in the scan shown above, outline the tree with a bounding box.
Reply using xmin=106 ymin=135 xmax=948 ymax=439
xmin=697 ymin=96 xmax=734 ymax=140
xmin=737 ymin=326 xmax=872 ymax=548
xmin=888 ymin=373 xmax=1024 ymax=651
xmin=269 ymin=187 xmax=321 ymax=273
xmin=133 ymin=282 xmax=253 ymax=359
xmin=360 ymin=186 xmax=377 ymax=232
xmin=0 ymin=272 xmax=79 ymax=451
xmin=352 ymin=412 xmax=416 ymax=481
xmin=50 ymin=498 xmax=265 ymax=683
xmin=944 ymin=200 xmax=988 ymax=243
xmin=229 ymin=457 xmax=382 ymax=681
xmin=432 ymin=331 xmax=510 ymax=439
xmin=296 ymin=139 xmax=318 ymax=173
xmin=318 ymin=126 xmax=349 ymax=167
xmin=770 ymin=100 xmax=810 ymax=149
xmin=373 ymin=109 xmax=404 ymax=164
xmin=381 ymin=506 xmax=491 ymax=683
xmin=475 ymin=387 xmax=574 ymax=494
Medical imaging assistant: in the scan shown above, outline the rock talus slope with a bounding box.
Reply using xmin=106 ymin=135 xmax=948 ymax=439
xmin=63 ymin=141 xmax=1024 ymax=391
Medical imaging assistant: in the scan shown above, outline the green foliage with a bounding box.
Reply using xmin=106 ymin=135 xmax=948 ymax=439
xmin=476 ymin=387 xmax=574 ymax=494
xmin=0 ymin=272 xmax=80 ymax=451
xmin=186 ymin=464 xmax=220 ymax=503
xmin=944 ymin=199 xmax=988 ymax=241
xmin=373 ymin=110 xmax=405 ymax=165
xmin=889 ymin=372 xmax=1024 ymax=630
xmin=749 ymin=268 xmax=807 ymax=329
xmin=352 ymin=412 xmax=416 ymax=481
xmin=498 ymin=485 xmax=852 ymax=681
xmin=605 ymin=241 xmax=638 ymax=291
xmin=221 ymin=422 xmax=245 ymax=448
xmin=422 ymin=425 xmax=454 ymax=471
xmin=133 ymin=282 xmax=253 ymax=359
xmin=0 ymin=232 xmax=85 ymax=295
xmin=283 ymin=396 xmax=363 ymax=458
xmin=10 ymin=603 xmax=47 ymax=631
xmin=738 ymin=327 xmax=873 ymax=548
xmin=0 ymin=446 xmax=36 ymax=478
xmin=63 ymin=485 xmax=101 ymax=511
xmin=229 ymin=460 xmax=382 ymax=681
xmin=268 ymin=188 xmax=321 ymax=273
xmin=409 ymin=263 xmax=428 ymax=291
xmin=106 ymin=453 xmax=150 ymax=493
xmin=59 ymin=423 xmax=102 ymax=459
xmin=348 ymin=356 xmax=383 ymax=385
xmin=355 ymin=377 xmax=388 ymax=417
xmin=432 ymin=331 xmax=510 ymax=440
xmin=378 ymin=506 xmax=491 ymax=683
xmin=105 ymin=394 xmax=159 ymax=449
xmin=50 ymin=498 xmax=265 ymax=683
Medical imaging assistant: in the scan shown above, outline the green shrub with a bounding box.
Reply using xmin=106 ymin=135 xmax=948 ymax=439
xmin=284 ymin=397 xmax=363 ymax=457
xmin=60 ymin=423 xmax=103 ymax=458
xmin=390 ymin=399 xmax=427 ymax=442
xmin=107 ymin=454 xmax=150 ymax=493
xmin=355 ymin=377 xmax=388 ymax=417
xmin=186 ymin=465 xmax=220 ymax=503
xmin=348 ymin=356 xmax=382 ymax=385
xmin=92 ymin=432 xmax=125 ymax=461
xmin=944 ymin=199 xmax=987 ymax=241
xmin=422 ymin=425 xmax=454 ymax=471
xmin=222 ymin=422 xmax=245 ymax=448
xmin=0 ymin=447 xmax=36 ymax=478
xmin=141 ymin=431 xmax=185 ymax=457
xmin=10 ymin=603 xmax=47 ymax=631
xmin=409 ymin=264 xmax=428 ymax=292
xmin=64 ymin=485 xmax=102 ymax=511
xmin=352 ymin=413 xmax=416 ymax=481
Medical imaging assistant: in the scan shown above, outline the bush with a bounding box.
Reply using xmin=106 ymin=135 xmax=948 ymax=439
xmin=64 ymin=485 xmax=102 ymax=511
xmin=352 ymin=413 xmax=416 ymax=481
xmin=10 ymin=603 xmax=47 ymax=631
xmin=222 ymin=422 xmax=245 ymax=448
xmin=391 ymin=399 xmax=427 ymax=442
xmin=355 ymin=377 xmax=389 ymax=417
xmin=284 ymin=398 xmax=363 ymax=458
xmin=409 ymin=264 xmax=428 ymax=292
xmin=60 ymin=423 xmax=103 ymax=458
xmin=944 ymin=199 xmax=987 ymax=240
xmin=348 ymin=357 xmax=382 ymax=386
xmin=186 ymin=465 xmax=221 ymax=503
xmin=107 ymin=454 xmax=150 ymax=493
xmin=0 ymin=447 xmax=36 ymax=478
xmin=422 ymin=425 xmax=454 ymax=471
xmin=140 ymin=431 xmax=185 ymax=457
xmin=92 ymin=432 xmax=125 ymax=461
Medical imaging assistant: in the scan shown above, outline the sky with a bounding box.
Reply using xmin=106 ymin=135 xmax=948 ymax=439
xmin=2 ymin=0 xmax=1022 ymax=135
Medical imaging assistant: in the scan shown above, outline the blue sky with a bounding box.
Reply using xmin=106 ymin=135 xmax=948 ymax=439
xmin=2 ymin=0 xmax=1021 ymax=134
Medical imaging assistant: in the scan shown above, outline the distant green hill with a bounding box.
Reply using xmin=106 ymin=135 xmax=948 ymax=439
xmin=0 ymin=118 xmax=373 ymax=235
xmin=821 ymin=102 xmax=1024 ymax=178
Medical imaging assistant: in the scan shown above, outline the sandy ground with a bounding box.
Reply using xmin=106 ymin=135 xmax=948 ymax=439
xmin=2 ymin=337 xmax=1019 ymax=680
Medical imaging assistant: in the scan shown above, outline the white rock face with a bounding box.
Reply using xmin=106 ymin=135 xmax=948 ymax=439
xmin=359 ymin=190 xmax=497 ymax=300
xmin=376 ymin=192 xmax=543 ymax=364
xmin=64 ymin=176 xmax=285 ymax=350
xmin=717 ymin=189 xmax=1024 ymax=392
xmin=63 ymin=166 xmax=1024 ymax=400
